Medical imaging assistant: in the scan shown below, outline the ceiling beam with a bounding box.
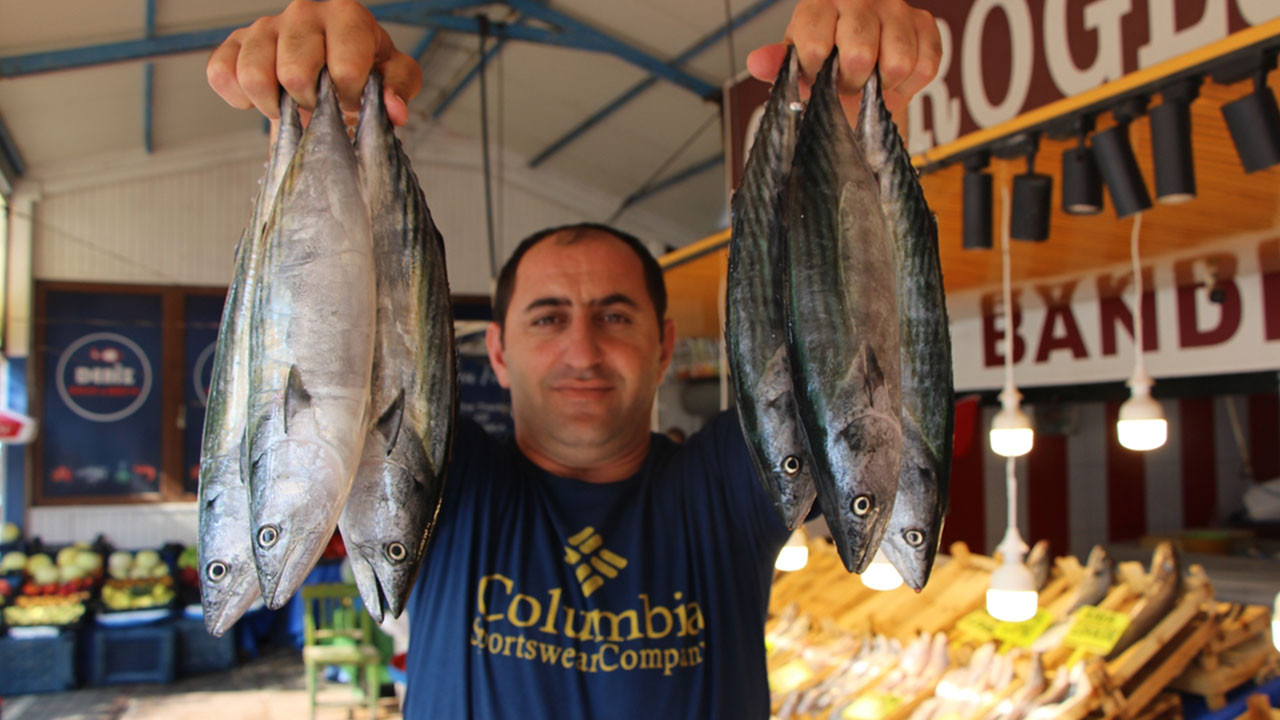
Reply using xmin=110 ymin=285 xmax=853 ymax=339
xmin=410 ymin=27 xmax=441 ymax=63
xmin=529 ymin=0 xmax=784 ymax=168
xmin=504 ymin=0 xmax=715 ymax=98
xmin=143 ymin=0 xmax=157 ymax=155
xmin=618 ymin=154 xmax=722 ymax=211
xmin=430 ymin=18 xmax=525 ymax=119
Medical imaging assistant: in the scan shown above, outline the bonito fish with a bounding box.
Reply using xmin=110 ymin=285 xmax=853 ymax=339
xmin=340 ymin=73 xmax=457 ymax=622
xmin=785 ymin=50 xmax=902 ymax=573
xmin=856 ymin=68 xmax=952 ymax=590
xmin=726 ymin=46 xmax=816 ymax=531
xmin=245 ymin=70 xmax=377 ymax=609
xmin=1106 ymin=542 xmax=1181 ymax=659
xmin=197 ymin=91 xmax=302 ymax=636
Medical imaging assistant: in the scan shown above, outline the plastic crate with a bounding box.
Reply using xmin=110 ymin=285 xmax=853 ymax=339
xmin=0 ymin=630 xmax=78 ymax=695
xmin=89 ymin=621 xmax=175 ymax=686
xmin=174 ymin=616 xmax=235 ymax=676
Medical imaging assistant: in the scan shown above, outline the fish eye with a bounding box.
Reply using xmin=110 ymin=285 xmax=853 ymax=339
xmin=206 ymin=561 xmax=228 ymax=582
xmin=852 ymin=494 xmax=873 ymax=516
xmin=904 ymin=529 xmax=925 ymax=547
xmin=781 ymin=455 xmax=802 ymax=477
xmin=385 ymin=542 xmax=407 ymax=563
xmin=257 ymin=525 xmax=279 ymax=548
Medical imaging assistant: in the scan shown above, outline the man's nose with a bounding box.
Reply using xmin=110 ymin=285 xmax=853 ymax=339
xmin=561 ymin=318 xmax=603 ymax=368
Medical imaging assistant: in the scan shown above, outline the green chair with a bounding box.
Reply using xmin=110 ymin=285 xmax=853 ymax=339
xmin=301 ymin=583 xmax=382 ymax=719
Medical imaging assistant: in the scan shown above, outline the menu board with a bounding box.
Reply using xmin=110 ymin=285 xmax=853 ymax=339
xmin=41 ymin=291 xmax=165 ymax=498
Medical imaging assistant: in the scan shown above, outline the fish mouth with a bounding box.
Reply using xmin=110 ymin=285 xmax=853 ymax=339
xmin=263 ymin=533 xmax=320 ymax=610
xmin=203 ymin=572 xmax=262 ymax=637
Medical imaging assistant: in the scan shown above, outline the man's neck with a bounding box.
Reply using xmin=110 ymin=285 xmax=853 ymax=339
xmin=514 ymin=431 xmax=653 ymax=484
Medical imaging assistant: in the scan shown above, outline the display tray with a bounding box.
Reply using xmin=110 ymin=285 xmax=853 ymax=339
xmin=95 ymin=607 xmax=172 ymax=626
xmin=8 ymin=624 xmax=61 ymax=639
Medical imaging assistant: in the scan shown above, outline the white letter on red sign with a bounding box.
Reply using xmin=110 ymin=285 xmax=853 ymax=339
xmin=961 ymin=0 xmax=1035 ymax=128
xmin=908 ymin=17 xmax=961 ymax=155
xmin=1139 ymin=0 xmax=1228 ymax=69
xmin=1237 ymin=0 xmax=1280 ymax=25
xmin=1044 ymin=0 xmax=1131 ymax=96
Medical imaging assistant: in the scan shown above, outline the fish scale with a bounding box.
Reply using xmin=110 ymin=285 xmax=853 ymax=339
xmin=856 ymin=69 xmax=953 ymax=590
xmin=340 ymin=72 xmax=457 ymax=623
xmin=785 ymin=49 xmax=902 ymax=574
xmin=726 ymin=46 xmax=817 ymax=532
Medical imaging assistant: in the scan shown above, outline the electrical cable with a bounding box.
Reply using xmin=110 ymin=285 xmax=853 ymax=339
xmin=477 ymin=16 xmax=498 ymax=281
xmin=722 ymin=0 xmax=738 ymax=75
xmin=607 ymin=110 xmax=720 ymax=223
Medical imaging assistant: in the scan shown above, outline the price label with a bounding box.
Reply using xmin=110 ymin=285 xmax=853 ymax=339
xmin=770 ymin=659 xmax=814 ymax=694
xmin=994 ymin=609 xmax=1055 ymax=648
xmin=1063 ymin=605 xmax=1131 ymax=656
xmin=841 ymin=692 xmax=904 ymax=720
xmin=955 ymin=609 xmax=1000 ymax=642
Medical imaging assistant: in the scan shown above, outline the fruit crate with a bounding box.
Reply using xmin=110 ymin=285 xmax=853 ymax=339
xmin=89 ymin=621 xmax=175 ymax=686
xmin=174 ymin=615 xmax=236 ymax=676
xmin=0 ymin=630 xmax=78 ymax=695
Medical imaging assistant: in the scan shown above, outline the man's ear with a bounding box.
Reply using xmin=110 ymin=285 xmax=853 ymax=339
xmin=485 ymin=322 xmax=512 ymax=389
xmin=657 ymin=318 xmax=676 ymax=377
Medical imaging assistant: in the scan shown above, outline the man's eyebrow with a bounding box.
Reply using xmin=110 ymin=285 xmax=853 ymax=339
xmin=523 ymin=297 xmax=571 ymax=313
xmin=591 ymin=294 xmax=639 ymax=309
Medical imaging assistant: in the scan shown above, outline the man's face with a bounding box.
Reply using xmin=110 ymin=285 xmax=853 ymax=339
xmin=486 ymin=231 xmax=674 ymax=458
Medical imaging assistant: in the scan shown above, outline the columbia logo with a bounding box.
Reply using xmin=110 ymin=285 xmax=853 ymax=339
xmin=564 ymin=526 xmax=628 ymax=598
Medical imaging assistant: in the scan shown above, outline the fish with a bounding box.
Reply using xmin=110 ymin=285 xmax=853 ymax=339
xmin=1106 ymin=541 xmax=1181 ymax=659
xmin=725 ymin=45 xmax=817 ymax=532
xmin=245 ymin=69 xmax=377 ymax=609
xmin=1067 ymin=545 xmax=1114 ymax=615
xmin=1026 ymin=539 xmax=1051 ymax=591
xmin=340 ymin=72 xmax=457 ymax=623
xmin=855 ymin=67 xmax=952 ymax=590
xmin=197 ymin=89 xmax=302 ymax=636
xmin=994 ymin=652 xmax=1045 ymax=720
xmin=785 ymin=49 xmax=902 ymax=573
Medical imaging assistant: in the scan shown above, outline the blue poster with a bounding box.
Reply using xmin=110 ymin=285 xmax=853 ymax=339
xmin=41 ymin=291 xmax=164 ymax=498
xmin=183 ymin=294 xmax=225 ymax=495
xmin=456 ymin=329 xmax=512 ymax=437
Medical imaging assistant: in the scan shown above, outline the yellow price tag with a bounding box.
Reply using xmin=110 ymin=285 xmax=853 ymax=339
xmin=994 ymin=609 xmax=1055 ymax=648
xmin=841 ymin=692 xmax=904 ymax=720
xmin=1063 ymin=605 xmax=1131 ymax=656
xmin=955 ymin=609 xmax=1000 ymax=642
xmin=770 ymin=659 xmax=814 ymax=695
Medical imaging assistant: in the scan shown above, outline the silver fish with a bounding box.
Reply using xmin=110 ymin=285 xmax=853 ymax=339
xmin=1106 ymin=541 xmax=1180 ymax=659
xmin=856 ymin=68 xmax=952 ymax=590
xmin=1066 ymin=545 xmax=1113 ymax=615
xmin=197 ymin=91 xmax=302 ymax=636
xmin=340 ymin=72 xmax=457 ymax=623
xmin=1026 ymin=539 xmax=1051 ymax=592
xmin=726 ymin=46 xmax=817 ymax=531
xmin=786 ymin=49 xmax=902 ymax=573
xmin=246 ymin=70 xmax=376 ymax=609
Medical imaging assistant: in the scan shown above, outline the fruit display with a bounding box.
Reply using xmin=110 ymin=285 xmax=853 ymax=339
xmin=2 ymin=544 xmax=102 ymax=599
xmin=5 ymin=595 xmax=87 ymax=627
xmin=100 ymin=549 xmax=174 ymax=611
xmin=1 ymin=521 xmax=19 ymax=545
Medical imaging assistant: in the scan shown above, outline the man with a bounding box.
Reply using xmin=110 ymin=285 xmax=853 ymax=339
xmin=209 ymin=2 xmax=941 ymax=716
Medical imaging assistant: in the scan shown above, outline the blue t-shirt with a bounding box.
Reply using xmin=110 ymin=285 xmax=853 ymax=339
xmin=402 ymin=410 xmax=791 ymax=718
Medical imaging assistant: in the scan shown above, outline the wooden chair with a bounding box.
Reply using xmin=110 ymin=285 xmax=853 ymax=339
xmin=301 ymin=583 xmax=382 ymax=719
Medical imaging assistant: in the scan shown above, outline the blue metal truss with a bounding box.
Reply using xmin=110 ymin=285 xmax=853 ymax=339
xmin=618 ymin=154 xmax=722 ymax=210
xmin=529 ymin=0 xmax=784 ymax=168
xmin=143 ymin=0 xmax=157 ymax=154
xmin=430 ymin=17 xmax=529 ymax=120
xmin=410 ymin=27 xmax=441 ymax=63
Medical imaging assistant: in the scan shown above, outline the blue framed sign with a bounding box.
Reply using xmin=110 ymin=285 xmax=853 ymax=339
xmin=183 ymin=293 xmax=224 ymax=495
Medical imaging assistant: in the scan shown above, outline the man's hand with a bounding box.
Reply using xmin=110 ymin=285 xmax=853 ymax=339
xmin=206 ymin=0 xmax=422 ymax=127
xmin=746 ymin=0 xmax=941 ymax=119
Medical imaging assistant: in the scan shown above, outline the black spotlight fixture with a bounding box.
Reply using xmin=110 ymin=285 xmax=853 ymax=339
xmin=1222 ymin=58 xmax=1280 ymax=173
xmin=1150 ymin=77 xmax=1201 ymax=203
xmin=963 ymin=152 xmax=994 ymax=250
xmin=1011 ymin=135 xmax=1052 ymax=242
xmin=1092 ymin=97 xmax=1153 ymax=218
xmin=1062 ymin=116 xmax=1103 ymax=215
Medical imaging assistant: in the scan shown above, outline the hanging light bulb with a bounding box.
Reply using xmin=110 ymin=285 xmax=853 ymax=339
xmin=990 ymin=185 xmax=1034 ymax=458
xmin=861 ymin=549 xmax=904 ymax=591
xmin=1116 ymin=213 xmax=1168 ymax=451
xmin=775 ymin=528 xmax=809 ymax=572
xmin=1272 ymin=590 xmax=1280 ymax=653
xmin=987 ymin=457 xmax=1039 ymax=622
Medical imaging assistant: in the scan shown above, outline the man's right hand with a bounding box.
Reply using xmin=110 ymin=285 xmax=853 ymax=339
xmin=206 ymin=0 xmax=422 ymax=127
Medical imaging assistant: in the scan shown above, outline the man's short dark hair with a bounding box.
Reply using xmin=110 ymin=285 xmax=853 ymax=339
xmin=492 ymin=223 xmax=668 ymax=338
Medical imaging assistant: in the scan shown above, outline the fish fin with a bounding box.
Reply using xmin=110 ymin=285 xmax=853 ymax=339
xmin=374 ymin=389 xmax=407 ymax=455
xmin=283 ymin=365 xmax=312 ymax=436
xmin=844 ymin=341 xmax=890 ymax=412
